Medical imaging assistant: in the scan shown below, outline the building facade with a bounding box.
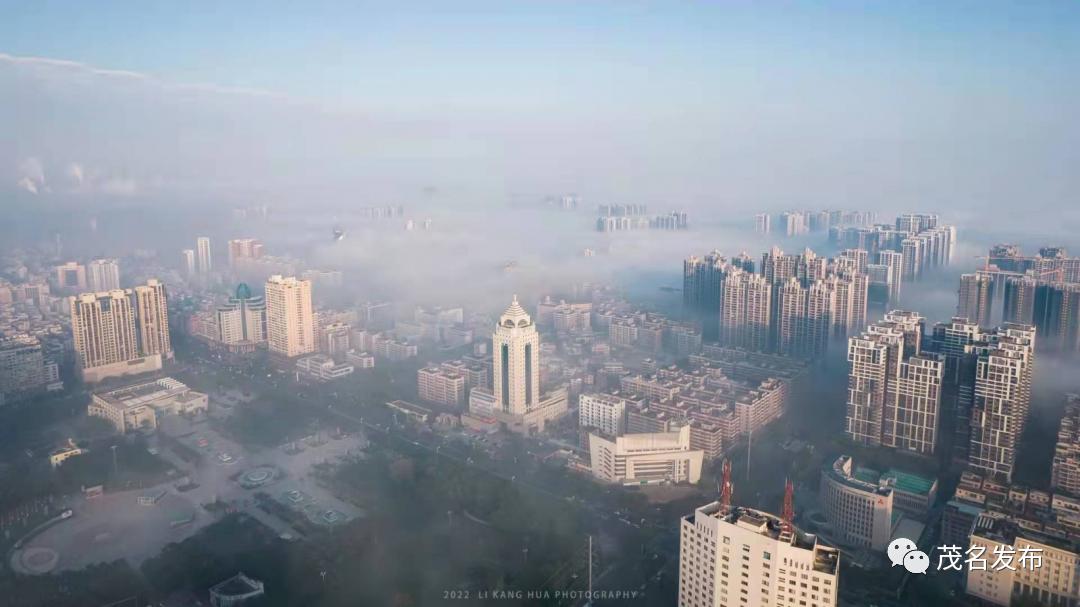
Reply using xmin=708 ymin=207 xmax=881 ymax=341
xmin=588 ymin=426 xmax=703 ymax=484
xmin=264 ymin=275 xmax=315 ymax=358
xmin=678 ymin=502 xmax=840 ymax=607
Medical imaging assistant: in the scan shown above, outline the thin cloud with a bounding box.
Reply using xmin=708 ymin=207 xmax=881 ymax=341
xmin=0 ymin=52 xmax=287 ymax=100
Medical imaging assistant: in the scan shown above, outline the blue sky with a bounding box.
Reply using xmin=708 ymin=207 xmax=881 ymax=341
xmin=2 ymin=2 xmax=1079 ymax=228
xmin=4 ymin=1 xmax=1078 ymax=112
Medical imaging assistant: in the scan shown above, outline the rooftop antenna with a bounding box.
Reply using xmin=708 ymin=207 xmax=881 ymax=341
xmin=782 ymin=478 xmax=795 ymax=529
xmin=720 ymin=458 xmax=732 ymax=511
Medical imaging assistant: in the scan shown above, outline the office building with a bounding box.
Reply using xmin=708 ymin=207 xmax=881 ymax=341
xmin=88 ymin=377 xmax=207 ymax=434
xmin=196 ymin=236 xmax=213 ymax=274
xmin=215 ymin=283 xmax=267 ymax=350
xmin=820 ymin=455 xmax=896 ymax=551
xmin=678 ymin=501 xmax=840 ymax=607
xmin=588 ymin=426 xmax=703 ymax=484
xmin=1051 ymin=395 xmax=1080 ymax=496
xmin=86 ymin=258 xmax=121 ymax=292
xmin=264 ymin=275 xmax=315 ymax=358
xmin=493 ymin=295 xmax=540 ymax=415
xmin=54 ymin=261 xmax=87 ymax=292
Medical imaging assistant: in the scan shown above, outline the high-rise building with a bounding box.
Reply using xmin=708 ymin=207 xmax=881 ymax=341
xmin=227 ymin=238 xmax=264 ymax=268
xmin=720 ymin=269 xmax=771 ymax=352
xmin=776 ymin=277 xmax=808 ymax=357
xmin=1051 ymin=395 xmax=1080 ymax=496
xmin=132 ymin=279 xmax=172 ymax=360
xmin=684 ymin=251 xmax=729 ymax=340
xmin=958 ymin=272 xmax=995 ymax=326
xmin=54 ymin=261 xmax=87 ymax=292
xmin=754 ymin=213 xmax=771 ymax=234
xmin=216 ymin=283 xmax=267 ymax=346
xmin=71 ymin=285 xmax=167 ymax=382
xmin=181 ymin=249 xmax=196 ymax=276
xmin=845 ymin=311 xmax=943 ymax=455
xmin=196 ymin=237 xmax=213 ymax=274
xmin=492 ymin=295 xmax=540 ymax=415
xmin=86 ymin=258 xmax=121 ymax=292
xmin=877 ymin=250 xmax=904 ymax=296
xmin=678 ymin=501 xmax=840 ymax=607
xmin=264 ymin=275 xmax=315 ymax=358
xmin=967 ymin=323 xmax=1036 ymax=482
xmin=0 ymin=335 xmax=61 ymax=403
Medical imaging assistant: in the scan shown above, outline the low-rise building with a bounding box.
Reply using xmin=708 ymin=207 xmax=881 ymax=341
xmin=386 ymin=399 xmax=432 ymax=423
xmin=296 ymin=354 xmax=354 ymax=382
xmin=88 ymin=378 xmax=208 ymax=434
xmin=588 ymin=425 xmax=703 ymax=484
xmin=209 ymin=572 xmax=265 ymax=607
xmin=49 ymin=440 xmax=84 ymax=468
xmin=344 ymin=349 xmax=375 ymax=369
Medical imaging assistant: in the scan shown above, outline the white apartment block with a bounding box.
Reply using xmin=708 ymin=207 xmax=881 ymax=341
xmin=578 ymin=392 xmax=627 ymax=436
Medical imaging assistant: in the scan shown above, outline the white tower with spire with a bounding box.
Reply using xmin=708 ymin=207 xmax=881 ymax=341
xmin=493 ymin=295 xmax=540 ymax=415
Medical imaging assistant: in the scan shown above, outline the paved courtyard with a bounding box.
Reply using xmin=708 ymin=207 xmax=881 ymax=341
xmin=11 ymin=395 xmax=367 ymax=575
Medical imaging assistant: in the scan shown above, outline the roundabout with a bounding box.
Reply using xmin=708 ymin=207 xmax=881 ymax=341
xmin=14 ymin=547 xmax=60 ymax=575
xmin=238 ymin=465 xmax=280 ymax=489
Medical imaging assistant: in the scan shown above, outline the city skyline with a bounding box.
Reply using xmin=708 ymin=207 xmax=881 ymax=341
xmin=2 ymin=4 xmax=1079 ymax=607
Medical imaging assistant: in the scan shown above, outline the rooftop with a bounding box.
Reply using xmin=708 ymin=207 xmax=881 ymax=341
xmin=96 ymin=378 xmax=190 ymax=409
xmin=694 ymin=502 xmax=839 ymax=575
xmin=882 ymin=468 xmax=936 ymax=496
